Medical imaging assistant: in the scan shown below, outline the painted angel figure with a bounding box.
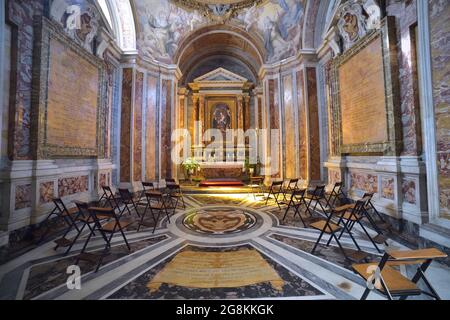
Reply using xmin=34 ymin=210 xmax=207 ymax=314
xmin=148 ymin=10 xmax=172 ymax=57
xmin=275 ymin=0 xmax=304 ymax=40
xmin=241 ymin=3 xmax=260 ymax=32
xmin=263 ymin=16 xmax=289 ymax=61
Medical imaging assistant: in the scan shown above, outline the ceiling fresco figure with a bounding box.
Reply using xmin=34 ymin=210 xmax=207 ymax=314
xmin=135 ymin=0 xmax=306 ymax=64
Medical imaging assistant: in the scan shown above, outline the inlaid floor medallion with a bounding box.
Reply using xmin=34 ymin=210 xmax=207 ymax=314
xmin=183 ymin=208 xmax=257 ymax=234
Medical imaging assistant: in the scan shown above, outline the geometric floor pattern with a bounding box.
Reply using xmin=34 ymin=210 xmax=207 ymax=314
xmin=1 ymin=193 xmax=449 ymax=300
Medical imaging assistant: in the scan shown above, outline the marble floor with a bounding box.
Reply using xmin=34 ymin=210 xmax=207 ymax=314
xmin=0 ymin=193 xmax=449 ymax=300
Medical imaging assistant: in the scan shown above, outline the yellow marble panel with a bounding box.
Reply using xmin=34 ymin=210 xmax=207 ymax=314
xmin=46 ymin=38 xmax=98 ymax=150
xmin=147 ymin=249 xmax=284 ymax=292
xmin=339 ymin=36 xmax=387 ymax=146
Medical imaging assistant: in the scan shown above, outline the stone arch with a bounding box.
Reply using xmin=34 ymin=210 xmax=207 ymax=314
xmin=98 ymin=0 xmax=137 ymax=54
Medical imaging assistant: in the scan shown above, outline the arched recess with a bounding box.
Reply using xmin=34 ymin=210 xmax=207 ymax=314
xmin=175 ymin=25 xmax=265 ymax=84
xmin=98 ymin=0 xmax=137 ymax=54
xmin=313 ymin=0 xmax=341 ymax=48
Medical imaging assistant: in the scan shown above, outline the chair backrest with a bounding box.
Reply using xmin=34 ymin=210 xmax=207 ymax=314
xmin=118 ymin=188 xmax=133 ymax=201
xmin=142 ymin=182 xmax=155 ymax=190
xmin=289 ymin=178 xmax=299 ymax=185
xmin=53 ymin=198 xmax=68 ymax=213
xmin=352 ymin=199 xmax=368 ymax=215
xmin=272 ymin=181 xmax=283 ymax=187
xmin=312 ymin=185 xmax=326 ymax=197
xmin=102 ymin=186 xmax=115 ymax=197
xmin=166 ymin=178 xmax=176 ymax=183
xmin=145 ymin=191 xmax=165 ymax=203
xmin=292 ymin=189 xmax=306 ymax=198
xmin=362 ymin=192 xmax=374 ymax=200
xmin=74 ymin=201 xmax=89 ymax=217
xmin=333 ymin=182 xmax=343 ymax=190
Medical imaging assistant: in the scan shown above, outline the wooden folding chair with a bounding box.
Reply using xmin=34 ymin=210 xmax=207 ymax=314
xmin=304 ymin=185 xmax=328 ymax=216
xmin=334 ymin=197 xmax=385 ymax=253
xmin=138 ymin=192 xmax=171 ymax=233
xmin=282 ymin=178 xmax=299 ymax=201
xmin=48 ymin=199 xmax=80 ymax=249
xmin=63 ymin=201 xmax=110 ymax=255
xmin=167 ymin=183 xmax=186 ymax=209
xmin=282 ymin=189 xmax=309 ymax=227
xmin=248 ymin=176 xmax=265 ymax=200
xmin=101 ymin=186 xmax=121 ymax=212
xmin=325 ymin=182 xmax=344 ymax=208
xmin=353 ymin=248 xmax=447 ymax=300
xmin=310 ymin=206 xmax=363 ymax=261
xmin=340 ymin=193 xmax=389 ymax=246
xmin=264 ymin=181 xmax=284 ymax=209
xmin=142 ymin=181 xmax=156 ymax=191
xmin=118 ymin=188 xmax=142 ymax=218
xmin=76 ymin=207 xmax=133 ymax=272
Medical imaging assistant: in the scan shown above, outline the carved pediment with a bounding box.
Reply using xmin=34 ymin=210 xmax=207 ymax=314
xmin=194 ymin=67 xmax=249 ymax=83
xmin=190 ymin=68 xmax=252 ymax=91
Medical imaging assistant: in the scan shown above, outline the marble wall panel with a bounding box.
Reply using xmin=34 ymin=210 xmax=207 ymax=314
xmin=350 ymin=172 xmax=378 ymax=194
xmin=7 ymin=0 xmax=44 ymax=160
xmin=283 ymin=75 xmax=296 ymax=178
xmin=268 ymin=79 xmax=281 ymax=178
xmin=429 ymin=0 xmax=450 ymax=218
xmin=387 ymin=0 xmax=421 ymax=156
xmin=99 ymin=173 xmax=108 ymax=188
xmin=120 ymin=68 xmax=133 ymax=182
xmin=146 ymin=75 xmax=158 ymax=181
xmin=133 ymin=72 xmax=144 ymax=181
xmin=381 ymin=177 xmax=395 ymax=200
xmin=328 ymin=170 xmax=341 ymax=187
xmin=297 ymin=71 xmax=307 ymax=180
xmin=15 ymin=184 xmax=32 ymax=210
xmin=307 ymin=68 xmax=321 ymax=181
xmin=160 ymin=79 xmax=172 ymax=179
xmin=58 ymin=176 xmax=89 ymax=197
xmin=402 ymin=178 xmax=417 ymax=205
xmin=39 ymin=181 xmax=54 ymax=204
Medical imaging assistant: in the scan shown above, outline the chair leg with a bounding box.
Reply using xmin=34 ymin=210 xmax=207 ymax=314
xmin=293 ymin=205 xmax=306 ymax=227
xmin=312 ymin=229 xmax=326 ymax=254
xmin=64 ymin=223 xmax=87 ymax=255
xmin=360 ymin=288 xmax=371 ymax=300
xmin=358 ymin=220 xmax=382 ymax=253
xmin=342 ymin=220 xmax=362 ymax=252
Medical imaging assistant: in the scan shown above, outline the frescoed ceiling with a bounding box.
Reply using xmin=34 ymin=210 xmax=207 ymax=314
xmin=133 ymin=0 xmax=307 ymax=65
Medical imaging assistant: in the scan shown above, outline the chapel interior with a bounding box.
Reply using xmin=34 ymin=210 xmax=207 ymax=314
xmin=0 ymin=0 xmax=449 ymax=301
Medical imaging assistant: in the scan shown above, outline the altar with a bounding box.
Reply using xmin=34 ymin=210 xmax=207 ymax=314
xmin=178 ymin=67 xmax=254 ymax=181
xmin=200 ymin=162 xmax=245 ymax=179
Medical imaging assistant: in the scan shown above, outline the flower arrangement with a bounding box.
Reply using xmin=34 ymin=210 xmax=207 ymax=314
xmin=182 ymin=158 xmax=200 ymax=180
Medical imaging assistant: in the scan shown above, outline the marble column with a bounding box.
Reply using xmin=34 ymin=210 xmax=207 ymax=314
xmin=199 ymin=95 xmax=205 ymax=141
xmin=237 ymin=95 xmax=244 ymax=130
xmin=244 ymin=94 xmax=251 ymax=131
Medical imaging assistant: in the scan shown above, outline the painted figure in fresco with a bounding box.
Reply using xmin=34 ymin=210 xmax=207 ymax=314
xmin=263 ymin=16 xmax=289 ymax=61
xmin=276 ymin=0 xmax=304 ymax=40
xmin=241 ymin=3 xmax=260 ymax=32
xmin=148 ymin=10 xmax=173 ymax=57
xmin=265 ymin=0 xmax=304 ymax=61
xmin=342 ymin=12 xmax=359 ymax=41
xmin=212 ymin=104 xmax=232 ymax=136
